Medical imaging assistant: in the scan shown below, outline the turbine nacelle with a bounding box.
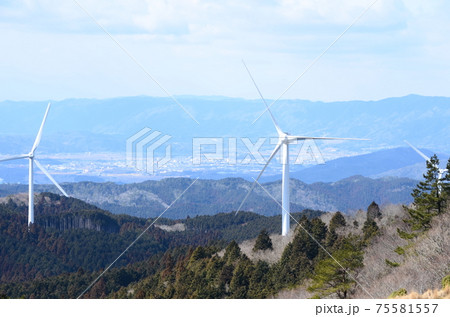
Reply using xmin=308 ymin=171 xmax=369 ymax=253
xmin=238 ymin=61 xmax=369 ymax=236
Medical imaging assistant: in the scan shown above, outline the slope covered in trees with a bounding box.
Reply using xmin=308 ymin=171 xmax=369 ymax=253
xmin=0 ymin=154 xmax=448 ymax=299
xmin=0 ymin=208 xmax=365 ymax=299
xmin=0 ymin=192 xmax=323 ymax=291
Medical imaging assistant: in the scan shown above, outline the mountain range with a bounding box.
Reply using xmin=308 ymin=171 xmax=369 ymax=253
xmin=0 ymin=94 xmax=449 ymax=153
xmin=0 ymin=176 xmax=416 ymax=219
xmin=0 ymin=94 xmax=448 ymax=183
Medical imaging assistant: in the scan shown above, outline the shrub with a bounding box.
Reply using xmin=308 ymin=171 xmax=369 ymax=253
xmin=397 ymin=228 xmax=416 ymax=240
xmin=442 ymin=275 xmax=450 ymax=288
xmin=385 ymin=259 xmax=400 ymax=268
xmin=389 ymin=288 xmax=407 ymax=298
xmin=394 ymin=246 xmax=405 ymax=255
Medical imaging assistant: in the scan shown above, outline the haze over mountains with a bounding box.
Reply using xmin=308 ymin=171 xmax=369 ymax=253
xmin=0 ymin=94 xmax=448 ymax=183
xmin=0 ymin=176 xmax=416 ymax=218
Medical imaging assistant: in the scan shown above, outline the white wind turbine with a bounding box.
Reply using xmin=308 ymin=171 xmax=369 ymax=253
xmin=236 ymin=62 xmax=368 ymax=236
xmin=404 ymin=140 xmax=448 ymax=185
xmin=0 ymin=103 xmax=68 ymax=226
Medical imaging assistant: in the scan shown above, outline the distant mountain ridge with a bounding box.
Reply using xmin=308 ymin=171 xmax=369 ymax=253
xmin=289 ymin=146 xmax=446 ymax=183
xmin=0 ymin=176 xmax=417 ymax=219
xmin=0 ymin=94 xmax=448 ymax=184
xmin=0 ymin=94 xmax=449 ymax=154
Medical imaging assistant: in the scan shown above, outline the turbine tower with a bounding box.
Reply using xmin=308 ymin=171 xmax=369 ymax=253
xmin=236 ymin=62 xmax=368 ymax=236
xmin=0 ymin=103 xmax=68 ymax=226
xmin=404 ymin=140 xmax=448 ymax=186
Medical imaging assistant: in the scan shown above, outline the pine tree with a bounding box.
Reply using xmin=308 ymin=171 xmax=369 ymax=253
xmin=252 ymin=229 xmax=273 ymax=252
xmin=229 ymin=256 xmax=253 ymax=298
xmin=403 ymin=154 xmax=448 ymax=232
xmin=325 ymin=227 xmax=338 ymax=249
xmin=311 ymin=218 xmax=327 ymax=243
xmin=223 ymin=240 xmax=241 ymax=264
xmin=329 ymin=211 xmax=346 ymax=232
xmin=442 ymin=158 xmax=450 ymax=197
xmin=308 ymin=237 xmax=364 ymax=299
xmin=362 ymin=219 xmax=379 ymax=242
xmin=248 ymin=260 xmax=272 ymax=298
xmin=274 ymin=217 xmax=319 ymax=286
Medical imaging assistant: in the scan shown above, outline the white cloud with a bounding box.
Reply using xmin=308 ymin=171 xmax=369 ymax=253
xmin=0 ymin=0 xmax=449 ymax=101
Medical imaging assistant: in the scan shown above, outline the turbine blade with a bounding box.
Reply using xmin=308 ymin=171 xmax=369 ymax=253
xmin=242 ymin=60 xmax=283 ymax=136
xmin=30 ymin=103 xmax=51 ymax=154
xmin=288 ymin=135 xmax=370 ymax=142
xmin=35 ymin=159 xmax=69 ymax=197
xmin=0 ymin=155 xmax=28 ymax=163
xmin=235 ymin=141 xmax=283 ymax=214
xmin=404 ymin=140 xmax=430 ymax=162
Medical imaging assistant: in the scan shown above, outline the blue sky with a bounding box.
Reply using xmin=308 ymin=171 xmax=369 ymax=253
xmin=1 ymin=0 xmax=450 ymax=102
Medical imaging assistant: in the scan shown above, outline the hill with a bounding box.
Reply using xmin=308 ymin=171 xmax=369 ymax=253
xmin=0 ymin=176 xmax=416 ymax=218
xmin=1 ymin=192 xmax=448 ymax=299
xmin=0 ymin=192 xmax=322 ymax=285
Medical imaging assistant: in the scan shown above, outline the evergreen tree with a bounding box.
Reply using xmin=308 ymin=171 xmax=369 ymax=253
xmin=442 ymin=158 xmax=450 ymax=196
xmin=325 ymin=227 xmax=338 ymax=249
xmin=367 ymin=201 xmax=382 ymax=221
xmin=362 ymin=219 xmax=379 ymax=242
xmin=275 ymin=217 xmax=318 ymax=286
xmin=229 ymin=256 xmax=253 ymax=298
xmin=223 ymin=240 xmax=241 ymax=264
xmin=204 ymin=255 xmax=226 ymax=298
xmin=329 ymin=212 xmax=346 ymax=232
xmin=403 ymin=154 xmax=449 ymax=233
xmin=252 ymin=229 xmax=273 ymax=252
xmin=308 ymin=237 xmax=364 ymax=299
xmin=248 ymin=260 xmax=272 ymax=298
xmin=311 ymin=218 xmax=327 ymax=243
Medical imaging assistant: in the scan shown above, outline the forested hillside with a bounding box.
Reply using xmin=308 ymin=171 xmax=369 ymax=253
xmin=1 ymin=195 xmax=448 ymax=299
xmin=0 ymin=156 xmax=448 ymax=299
xmin=0 ymin=192 xmax=322 ymax=290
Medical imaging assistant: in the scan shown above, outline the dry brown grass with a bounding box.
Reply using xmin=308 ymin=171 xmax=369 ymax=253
xmin=394 ymin=286 xmax=450 ymax=299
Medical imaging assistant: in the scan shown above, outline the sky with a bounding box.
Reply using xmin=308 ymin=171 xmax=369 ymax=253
xmin=1 ymin=0 xmax=450 ymax=102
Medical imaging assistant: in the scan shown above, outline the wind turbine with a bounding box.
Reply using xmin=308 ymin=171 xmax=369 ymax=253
xmin=236 ymin=62 xmax=368 ymax=236
xmin=404 ymin=140 xmax=448 ymax=185
xmin=0 ymin=103 xmax=68 ymax=227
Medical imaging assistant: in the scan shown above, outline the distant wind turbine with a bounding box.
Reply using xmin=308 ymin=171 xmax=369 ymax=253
xmin=236 ymin=62 xmax=369 ymax=236
xmin=0 ymin=103 xmax=68 ymax=226
xmin=404 ymin=140 xmax=448 ymax=185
